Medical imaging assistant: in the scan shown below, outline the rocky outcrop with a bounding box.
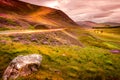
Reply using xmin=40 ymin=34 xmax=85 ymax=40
xmin=3 ymin=54 xmax=42 ymax=80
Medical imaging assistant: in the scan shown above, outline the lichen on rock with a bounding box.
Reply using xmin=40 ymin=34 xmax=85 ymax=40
xmin=3 ymin=54 xmax=42 ymax=80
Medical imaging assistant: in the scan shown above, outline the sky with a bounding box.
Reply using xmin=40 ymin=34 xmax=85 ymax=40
xmin=20 ymin=0 xmax=120 ymax=23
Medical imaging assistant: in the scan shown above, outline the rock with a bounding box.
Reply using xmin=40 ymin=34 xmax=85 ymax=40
xmin=0 ymin=40 xmax=6 ymax=44
xmin=13 ymin=37 xmax=20 ymax=42
xmin=42 ymin=41 xmax=49 ymax=45
xmin=31 ymin=38 xmax=38 ymax=42
xmin=3 ymin=54 xmax=42 ymax=80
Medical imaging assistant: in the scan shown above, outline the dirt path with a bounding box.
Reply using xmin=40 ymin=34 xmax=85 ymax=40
xmin=0 ymin=28 xmax=66 ymax=35
xmin=0 ymin=28 xmax=84 ymax=47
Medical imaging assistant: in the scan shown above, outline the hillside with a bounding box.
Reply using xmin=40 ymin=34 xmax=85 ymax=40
xmin=0 ymin=0 xmax=78 ymax=30
xmin=104 ymin=22 xmax=120 ymax=26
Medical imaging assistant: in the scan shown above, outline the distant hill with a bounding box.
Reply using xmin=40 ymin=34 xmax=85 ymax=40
xmin=104 ymin=22 xmax=120 ymax=26
xmin=76 ymin=21 xmax=110 ymax=28
xmin=0 ymin=0 xmax=78 ymax=30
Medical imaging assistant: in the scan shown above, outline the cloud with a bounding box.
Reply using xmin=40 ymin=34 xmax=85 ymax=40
xmin=20 ymin=0 xmax=120 ymax=23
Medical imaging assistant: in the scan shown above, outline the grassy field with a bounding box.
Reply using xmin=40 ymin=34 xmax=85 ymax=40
xmin=0 ymin=41 xmax=120 ymax=80
xmin=85 ymin=28 xmax=120 ymax=50
xmin=0 ymin=28 xmax=120 ymax=80
xmin=90 ymin=28 xmax=120 ymax=41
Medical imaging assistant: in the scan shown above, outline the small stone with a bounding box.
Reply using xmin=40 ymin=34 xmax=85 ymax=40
xmin=42 ymin=41 xmax=49 ymax=45
xmin=31 ymin=38 xmax=38 ymax=42
xmin=13 ymin=38 xmax=20 ymax=42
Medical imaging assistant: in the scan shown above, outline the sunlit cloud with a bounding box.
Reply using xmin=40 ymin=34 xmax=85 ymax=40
xmin=42 ymin=1 xmax=59 ymax=8
xmin=20 ymin=0 xmax=120 ymax=23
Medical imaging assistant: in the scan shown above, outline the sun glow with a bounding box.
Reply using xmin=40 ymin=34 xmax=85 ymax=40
xmin=44 ymin=1 xmax=59 ymax=9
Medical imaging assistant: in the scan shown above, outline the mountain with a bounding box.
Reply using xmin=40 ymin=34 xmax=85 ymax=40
xmin=76 ymin=21 xmax=110 ymax=28
xmin=104 ymin=22 xmax=120 ymax=26
xmin=0 ymin=0 xmax=78 ymax=30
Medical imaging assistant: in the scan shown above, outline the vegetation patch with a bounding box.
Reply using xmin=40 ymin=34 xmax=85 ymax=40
xmin=0 ymin=40 xmax=120 ymax=80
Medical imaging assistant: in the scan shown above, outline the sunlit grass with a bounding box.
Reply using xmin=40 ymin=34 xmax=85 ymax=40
xmin=0 ymin=41 xmax=120 ymax=80
xmin=89 ymin=28 xmax=120 ymax=42
xmin=81 ymin=28 xmax=120 ymax=50
xmin=0 ymin=28 xmax=120 ymax=80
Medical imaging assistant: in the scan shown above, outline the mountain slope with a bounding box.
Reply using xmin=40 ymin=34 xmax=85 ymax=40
xmin=0 ymin=0 xmax=78 ymax=29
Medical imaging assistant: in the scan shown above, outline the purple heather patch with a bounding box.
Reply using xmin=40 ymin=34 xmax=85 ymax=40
xmin=110 ymin=50 xmax=120 ymax=54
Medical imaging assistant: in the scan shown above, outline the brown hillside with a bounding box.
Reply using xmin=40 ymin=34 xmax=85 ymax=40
xmin=0 ymin=0 xmax=78 ymax=28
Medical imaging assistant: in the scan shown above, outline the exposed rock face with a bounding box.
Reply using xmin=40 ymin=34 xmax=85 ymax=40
xmin=3 ymin=54 xmax=42 ymax=80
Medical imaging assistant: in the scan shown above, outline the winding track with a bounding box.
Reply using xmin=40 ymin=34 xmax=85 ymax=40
xmin=0 ymin=28 xmax=84 ymax=47
xmin=0 ymin=28 xmax=65 ymax=35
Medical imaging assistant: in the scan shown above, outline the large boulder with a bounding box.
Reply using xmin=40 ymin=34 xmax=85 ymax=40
xmin=3 ymin=54 xmax=42 ymax=80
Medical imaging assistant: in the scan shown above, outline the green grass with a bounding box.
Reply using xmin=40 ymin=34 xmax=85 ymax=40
xmin=0 ymin=28 xmax=120 ymax=80
xmin=90 ymin=28 xmax=120 ymax=42
xmin=96 ymin=28 xmax=120 ymax=35
xmin=0 ymin=41 xmax=120 ymax=80
xmin=72 ymin=30 xmax=120 ymax=50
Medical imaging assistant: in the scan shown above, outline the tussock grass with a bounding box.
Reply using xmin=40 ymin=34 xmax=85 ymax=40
xmin=0 ymin=41 xmax=120 ymax=80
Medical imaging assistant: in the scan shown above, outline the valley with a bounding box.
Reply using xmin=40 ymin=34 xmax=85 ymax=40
xmin=0 ymin=0 xmax=120 ymax=80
